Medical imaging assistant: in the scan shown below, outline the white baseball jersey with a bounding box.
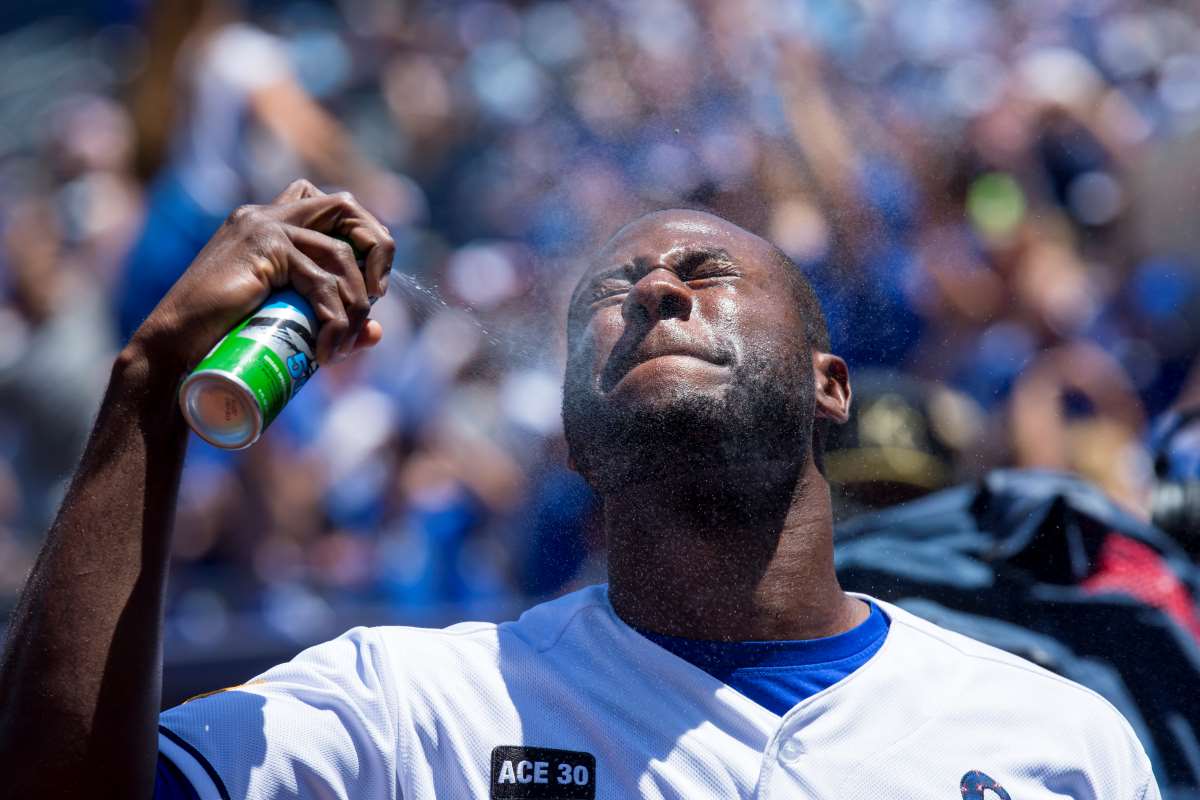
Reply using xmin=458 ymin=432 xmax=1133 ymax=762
xmin=159 ymin=584 xmax=1161 ymax=799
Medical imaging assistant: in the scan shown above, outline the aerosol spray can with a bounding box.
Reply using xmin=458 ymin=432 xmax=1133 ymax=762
xmin=179 ymin=289 xmax=319 ymax=449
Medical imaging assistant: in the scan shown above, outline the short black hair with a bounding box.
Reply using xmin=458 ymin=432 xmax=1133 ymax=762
xmin=769 ymin=245 xmax=834 ymax=473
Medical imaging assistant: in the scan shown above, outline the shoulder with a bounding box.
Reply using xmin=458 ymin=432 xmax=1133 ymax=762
xmin=368 ymin=584 xmax=612 ymax=673
xmin=872 ymin=596 xmax=1154 ymax=765
xmin=880 ymin=598 xmax=1104 ymax=690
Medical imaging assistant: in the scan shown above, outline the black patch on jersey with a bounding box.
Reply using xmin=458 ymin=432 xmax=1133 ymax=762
xmin=490 ymin=745 xmax=596 ymax=799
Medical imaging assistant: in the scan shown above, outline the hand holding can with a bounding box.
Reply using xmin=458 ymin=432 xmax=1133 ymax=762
xmin=125 ymin=179 xmax=394 ymax=445
xmin=179 ymin=288 xmax=324 ymax=448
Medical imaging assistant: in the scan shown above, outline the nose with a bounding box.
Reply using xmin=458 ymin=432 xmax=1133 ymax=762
xmin=624 ymin=268 xmax=693 ymax=327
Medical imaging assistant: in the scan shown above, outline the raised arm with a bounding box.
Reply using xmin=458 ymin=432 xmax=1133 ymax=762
xmin=0 ymin=180 xmax=393 ymax=799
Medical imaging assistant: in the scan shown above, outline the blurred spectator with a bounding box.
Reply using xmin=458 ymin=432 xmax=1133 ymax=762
xmin=1147 ymin=407 xmax=1200 ymax=558
xmin=824 ymin=369 xmax=986 ymax=519
xmin=118 ymin=0 xmax=416 ymax=339
xmin=1009 ymin=341 xmax=1150 ymax=513
xmin=0 ymin=196 xmax=115 ymax=535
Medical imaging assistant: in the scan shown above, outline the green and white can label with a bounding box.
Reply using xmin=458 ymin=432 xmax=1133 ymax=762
xmin=235 ymin=292 xmax=319 ymax=398
xmin=183 ymin=289 xmax=320 ymax=445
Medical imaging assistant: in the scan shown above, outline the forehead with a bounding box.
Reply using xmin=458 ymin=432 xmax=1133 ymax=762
xmin=582 ymin=211 xmax=778 ymax=281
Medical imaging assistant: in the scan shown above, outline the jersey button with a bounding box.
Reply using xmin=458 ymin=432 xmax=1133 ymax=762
xmin=779 ymin=738 xmax=803 ymax=763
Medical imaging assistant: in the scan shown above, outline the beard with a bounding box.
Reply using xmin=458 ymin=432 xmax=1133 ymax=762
xmin=562 ymin=338 xmax=816 ymax=497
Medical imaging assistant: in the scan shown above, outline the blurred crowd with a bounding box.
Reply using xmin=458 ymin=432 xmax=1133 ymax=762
xmin=3 ymin=0 xmax=1200 ymax=646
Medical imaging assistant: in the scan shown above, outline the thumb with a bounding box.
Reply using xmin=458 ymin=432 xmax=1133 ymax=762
xmin=350 ymin=319 xmax=384 ymax=352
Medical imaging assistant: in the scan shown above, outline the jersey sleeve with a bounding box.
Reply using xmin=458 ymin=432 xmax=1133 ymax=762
xmin=154 ymin=752 xmax=202 ymax=800
xmin=157 ymin=626 xmax=398 ymax=800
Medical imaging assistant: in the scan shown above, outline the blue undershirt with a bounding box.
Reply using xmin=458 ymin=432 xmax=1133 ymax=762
xmin=634 ymin=601 xmax=890 ymax=717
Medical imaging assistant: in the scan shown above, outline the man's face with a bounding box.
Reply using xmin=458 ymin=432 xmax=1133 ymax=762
xmin=562 ymin=210 xmax=819 ymax=493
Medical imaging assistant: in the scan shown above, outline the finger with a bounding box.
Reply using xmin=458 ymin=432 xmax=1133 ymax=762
xmin=285 ymin=244 xmax=351 ymax=365
xmin=325 ymin=192 xmax=394 ymax=298
xmin=351 ymin=319 xmax=384 ymax=351
xmin=276 ymin=193 xmax=395 ymax=298
xmin=284 ymin=225 xmax=371 ymax=350
xmin=284 ymin=223 xmax=362 ymax=276
xmin=271 ymin=178 xmax=325 ymax=205
xmin=273 ymin=192 xmax=355 ymax=230
xmin=345 ymin=217 xmax=395 ymax=300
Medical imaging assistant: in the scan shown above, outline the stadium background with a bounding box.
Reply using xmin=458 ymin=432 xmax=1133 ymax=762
xmin=0 ymin=0 xmax=1198 ymax=738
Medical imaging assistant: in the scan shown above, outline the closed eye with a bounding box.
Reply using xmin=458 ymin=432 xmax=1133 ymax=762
xmin=684 ymin=260 xmax=738 ymax=281
xmin=678 ymin=261 xmax=740 ymax=288
xmin=583 ymin=249 xmax=739 ymax=305
xmin=674 ymin=248 xmax=740 ymax=282
xmin=589 ymin=279 xmax=631 ymax=303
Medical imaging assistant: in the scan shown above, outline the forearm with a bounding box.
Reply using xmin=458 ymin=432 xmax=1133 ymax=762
xmin=0 ymin=179 xmax=394 ymax=797
xmin=0 ymin=345 xmax=189 ymax=799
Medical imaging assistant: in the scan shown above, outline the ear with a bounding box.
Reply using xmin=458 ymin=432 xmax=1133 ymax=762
xmin=812 ymin=351 xmax=851 ymax=424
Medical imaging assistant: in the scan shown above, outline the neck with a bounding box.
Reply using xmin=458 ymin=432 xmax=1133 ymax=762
xmin=604 ymin=458 xmax=865 ymax=641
